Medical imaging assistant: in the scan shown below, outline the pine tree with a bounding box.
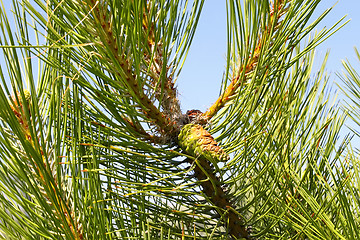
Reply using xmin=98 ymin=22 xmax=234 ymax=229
xmin=0 ymin=0 xmax=357 ymax=239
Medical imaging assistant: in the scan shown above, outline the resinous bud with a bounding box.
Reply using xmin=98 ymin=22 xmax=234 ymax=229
xmin=178 ymin=124 xmax=229 ymax=163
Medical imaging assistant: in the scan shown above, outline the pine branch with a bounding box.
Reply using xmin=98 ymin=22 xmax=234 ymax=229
xmin=141 ymin=2 xmax=182 ymax=123
xmin=84 ymin=0 xmax=181 ymax=141
xmin=9 ymin=90 xmax=83 ymax=239
xmin=178 ymin=123 xmax=250 ymax=238
xmin=203 ymin=0 xmax=288 ymax=120
xmin=187 ymin=156 xmax=250 ymax=239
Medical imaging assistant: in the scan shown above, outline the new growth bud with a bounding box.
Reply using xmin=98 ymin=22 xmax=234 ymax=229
xmin=178 ymin=124 xmax=229 ymax=163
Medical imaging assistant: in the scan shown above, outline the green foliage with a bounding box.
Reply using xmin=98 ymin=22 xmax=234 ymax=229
xmin=339 ymin=48 xmax=360 ymax=140
xmin=0 ymin=0 xmax=358 ymax=239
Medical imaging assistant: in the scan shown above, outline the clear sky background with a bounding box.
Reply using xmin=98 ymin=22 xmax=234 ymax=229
xmin=178 ymin=0 xmax=360 ymax=147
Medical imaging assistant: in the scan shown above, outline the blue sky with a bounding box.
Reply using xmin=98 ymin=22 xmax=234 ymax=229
xmin=179 ymin=0 xmax=360 ymax=111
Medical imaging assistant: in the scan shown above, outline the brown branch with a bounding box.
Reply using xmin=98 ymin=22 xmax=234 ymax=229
xmin=86 ymin=0 xmax=180 ymax=140
xmin=142 ymin=3 xmax=179 ymax=99
xmin=141 ymin=3 xmax=182 ymax=124
xmin=186 ymin=157 xmax=250 ymax=239
xmin=202 ymin=0 xmax=288 ymax=120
